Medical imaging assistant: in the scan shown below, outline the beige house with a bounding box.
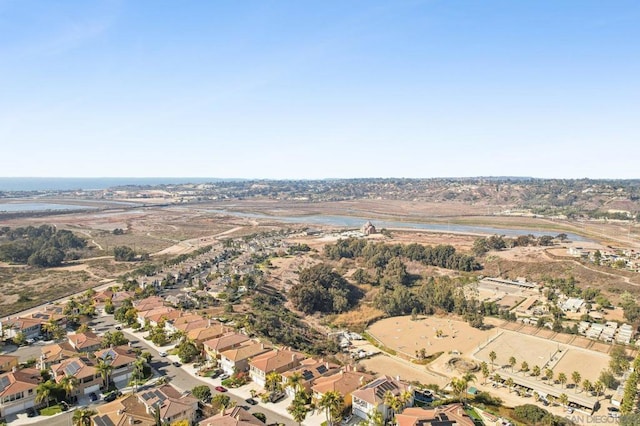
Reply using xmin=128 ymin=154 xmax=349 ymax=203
xmin=95 ymin=346 xmax=137 ymax=385
xmin=68 ymin=331 xmax=102 ymax=353
xmin=282 ymin=358 xmax=340 ymax=397
xmin=351 ymin=376 xmax=413 ymax=422
xmin=1 ymin=317 xmax=42 ymax=340
xmin=0 ymin=355 xmax=19 ymax=373
xmin=92 ymin=394 xmax=155 ymax=426
xmin=40 ymin=342 xmax=78 ymax=368
xmin=204 ymin=333 xmax=250 ymax=361
xmin=199 ymin=406 xmax=265 ymax=426
xmin=0 ymin=367 xmax=42 ymax=418
xmin=51 ymin=357 xmax=102 ymax=396
xmin=188 ymin=323 xmax=230 ymax=344
xmin=395 ymin=405 xmax=473 ymax=426
xmin=311 ymin=368 xmax=373 ymax=408
xmin=219 ymin=342 xmax=270 ymax=376
xmin=248 ymin=348 xmax=306 ymax=388
xmin=138 ymin=384 xmax=198 ymax=425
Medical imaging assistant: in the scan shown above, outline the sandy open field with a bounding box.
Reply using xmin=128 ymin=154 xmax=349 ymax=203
xmin=475 ymin=331 xmax=609 ymax=382
xmin=367 ymin=315 xmax=494 ymax=359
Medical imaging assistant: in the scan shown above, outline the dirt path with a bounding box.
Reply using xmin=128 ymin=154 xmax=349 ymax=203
xmin=152 ymin=226 xmax=245 ymax=257
xmin=77 ymin=230 xmax=104 ymax=250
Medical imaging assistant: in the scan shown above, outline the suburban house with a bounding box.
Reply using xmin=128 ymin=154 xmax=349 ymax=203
xmin=203 ymin=333 xmax=250 ymax=361
xmin=138 ymin=307 xmax=181 ymax=328
xmin=68 ymin=331 xmax=103 ymax=353
xmin=51 ymin=357 xmax=102 ymax=396
xmin=95 ymin=346 xmax=137 ymax=385
xmin=0 ymin=355 xmax=19 ymax=373
xmin=248 ymin=348 xmax=306 ymax=388
xmin=1 ymin=317 xmax=42 ymax=340
xmin=351 ymin=376 xmax=413 ymax=422
xmin=281 ymin=358 xmax=340 ymax=397
xmin=138 ymin=384 xmax=198 ymax=425
xmin=199 ymin=406 xmax=265 ymax=426
xmin=92 ymin=290 xmax=114 ymax=307
xmin=311 ymin=368 xmax=373 ymax=408
xmin=395 ymin=405 xmax=474 ymax=426
xmin=0 ymin=367 xmax=42 ymax=418
xmin=111 ymin=291 xmax=136 ymax=308
xmin=188 ymin=324 xmax=231 ymax=344
xmin=29 ymin=311 xmax=67 ymax=328
xmin=92 ymin=394 xmax=155 ymax=426
xmin=219 ymin=342 xmax=271 ymax=376
xmin=165 ymin=314 xmax=207 ymax=334
xmin=134 ymin=296 xmax=165 ymax=313
xmin=40 ymin=342 xmax=78 ymax=368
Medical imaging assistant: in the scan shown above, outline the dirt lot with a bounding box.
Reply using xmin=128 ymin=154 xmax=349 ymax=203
xmin=367 ymin=315 xmax=493 ymax=360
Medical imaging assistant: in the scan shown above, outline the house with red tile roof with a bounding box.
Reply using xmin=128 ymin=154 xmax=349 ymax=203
xmin=282 ymin=358 xmax=340 ymax=397
xmin=351 ymin=375 xmax=413 ymax=422
xmin=395 ymin=405 xmax=474 ymax=426
xmin=199 ymin=406 xmax=265 ymax=426
xmin=204 ymin=333 xmax=250 ymax=361
xmin=219 ymin=341 xmax=271 ymax=376
xmin=51 ymin=357 xmax=102 ymax=396
xmin=95 ymin=346 xmax=137 ymax=385
xmin=68 ymin=331 xmax=102 ymax=352
xmin=248 ymin=348 xmax=306 ymax=388
xmin=311 ymin=367 xmax=373 ymax=408
xmin=138 ymin=384 xmax=198 ymax=425
xmin=0 ymin=367 xmax=42 ymax=418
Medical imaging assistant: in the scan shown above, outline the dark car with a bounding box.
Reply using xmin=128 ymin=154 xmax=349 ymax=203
xmin=173 ymin=361 xmax=182 ymax=367
xmin=104 ymin=391 xmax=121 ymax=402
xmin=89 ymin=392 xmax=98 ymax=402
xmin=215 ymin=386 xmax=227 ymax=392
xmin=115 ymin=326 xmax=122 ymax=330
xmin=27 ymin=407 xmax=38 ymax=417
xmin=245 ymin=398 xmax=258 ymax=405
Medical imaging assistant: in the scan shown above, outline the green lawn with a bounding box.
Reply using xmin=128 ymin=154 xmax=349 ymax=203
xmin=39 ymin=404 xmax=63 ymax=416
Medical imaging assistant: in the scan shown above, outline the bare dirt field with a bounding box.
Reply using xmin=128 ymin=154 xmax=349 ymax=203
xmin=367 ymin=315 xmax=493 ymax=360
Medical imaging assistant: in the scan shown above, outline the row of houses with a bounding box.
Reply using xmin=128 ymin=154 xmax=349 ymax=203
xmin=0 ymin=329 xmax=137 ymax=418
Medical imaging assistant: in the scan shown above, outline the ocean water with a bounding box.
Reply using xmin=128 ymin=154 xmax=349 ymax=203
xmin=0 ymin=177 xmax=224 ymax=191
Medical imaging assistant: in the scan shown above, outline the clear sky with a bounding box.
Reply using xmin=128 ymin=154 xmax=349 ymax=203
xmin=1 ymin=1 xmax=639 ymax=179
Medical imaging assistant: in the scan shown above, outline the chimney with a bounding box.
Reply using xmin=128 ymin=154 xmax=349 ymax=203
xmin=117 ymin=409 xmax=124 ymax=416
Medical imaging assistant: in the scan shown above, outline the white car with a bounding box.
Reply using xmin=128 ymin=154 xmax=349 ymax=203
xmin=159 ymin=351 xmax=167 ymax=357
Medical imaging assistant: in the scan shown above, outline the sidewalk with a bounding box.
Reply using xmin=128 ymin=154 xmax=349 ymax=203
xmin=122 ymin=326 xmax=326 ymax=426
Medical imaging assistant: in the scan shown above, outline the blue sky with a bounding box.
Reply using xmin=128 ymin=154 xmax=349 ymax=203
xmin=1 ymin=0 xmax=639 ymax=179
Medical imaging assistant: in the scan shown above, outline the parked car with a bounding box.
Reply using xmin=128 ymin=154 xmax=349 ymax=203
xmin=215 ymin=386 xmax=227 ymax=392
xmin=173 ymin=361 xmax=181 ymax=367
xmin=341 ymin=415 xmax=353 ymax=425
xmin=27 ymin=407 xmax=38 ymax=417
xmin=245 ymin=398 xmax=258 ymax=405
xmin=104 ymin=391 xmax=121 ymax=402
xmin=159 ymin=352 xmax=167 ymax=357
xmin=89 ymin=392 xmax=98 ymax=402
xmin=219 ymin=373 xmax=230 ymax=380
xmin=115 ymin=326 xmax=122 ymax=330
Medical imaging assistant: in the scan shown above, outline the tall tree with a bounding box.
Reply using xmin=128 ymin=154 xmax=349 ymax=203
xmin=318 ymin=391 xmax=344 ymax=426
xmin=489 ymin=351 xmax=497 ymax=370
xmin=96 ymin=356 xmax=113 ymax=390
xmin=36 ymin=381 xmax=55 ymax=407
xmin=60 ymin=375 xmax=79 ymax=402
xmin=73 ymin=408 xmax=96 ymax=426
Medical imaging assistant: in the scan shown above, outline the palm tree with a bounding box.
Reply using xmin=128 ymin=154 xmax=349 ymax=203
xmin=287 ymin=372 xmax=304 ymax=395
xmin=492 ymin=373 xmax=502 ymax=384
xmin=73 ymin=408 xmax=96 ymax=426
xmin=520 ymin=361 xmax=529 ymax=374
xmin=131 ymin=356 xmax=146 ymax=393
xmin=450 ymin=378 xmax=467 ymax=402
xmin=60 ymin=375 xmax=79 ymax=402
xmin=505 ymin=377 xmax=514 ymax=393
xmin=558 ymin=393 xmax=569 ymax=408
xmin=287 ymin=398 xmax=309 ymax=426
xmin=593 ymin=380 xmax=604 ymax=399
xmin=557 ymin=372 xmax=567 ymax=389
xmin=582 ymin=379 xmax=592 ymax=394
xmin=545 ymin=368 xmax=554 ymax=381
xmin=571 ymin=371 xmax=581 ymax=392
xmin=399 ymin=390 xmax=413 ymax=408
xmin=318 ymin=391 xmax=344 ymax=426
xmin=533 ymin=391 xmax=540 ymax=402
xmin=489 ymin=351 xmax=497 ymax=370
xmin=383 ymin=391 xmax=402 ymax=421
xmin=96 ymin=357 xmax=113 ymax=390
xmin=265 ymin=371 xmax=283 ymax=393
xmin=480 ymin=361 xmax=490 ymax=384
xmin=365 ymin=409 xmax=385 ymax=426
xmin=36 ymin=381 xmax=54 ymax=407
xmin=532 ymin=365 xmax=541 ymax=379
xmin=508 ymin=356 xmax=516 ymax=372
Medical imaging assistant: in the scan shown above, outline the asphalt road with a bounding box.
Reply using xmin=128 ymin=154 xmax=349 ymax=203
xmin=83 ymin=314 xmax=294 ymax=426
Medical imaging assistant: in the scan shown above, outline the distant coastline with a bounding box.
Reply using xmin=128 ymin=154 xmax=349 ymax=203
xmin=0 ymin=177 xmax=229 ymax=192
